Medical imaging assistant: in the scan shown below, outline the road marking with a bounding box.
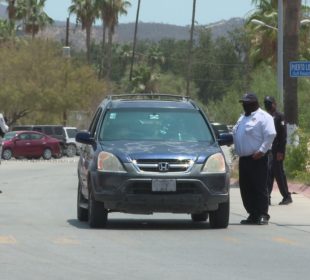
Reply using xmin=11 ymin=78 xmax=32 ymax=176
xmin=0 ymin=235 xmax=17 ymax=245
xmin=53 ymin=237 xmax=80 ymax=245
xmin=273 ymin=237 xmax=297 ymax=246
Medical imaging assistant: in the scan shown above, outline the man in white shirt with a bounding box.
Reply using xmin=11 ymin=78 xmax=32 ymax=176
xmin=0 ymin=113 xmax=9 ymax=165
xmin=233 ymin=93 xmax=276 ymax=225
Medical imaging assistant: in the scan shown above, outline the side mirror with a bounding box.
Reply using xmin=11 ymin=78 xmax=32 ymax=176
xmin=218 ymin=132 xmax=233 ymax=146
xmin=75 ymin=131 xmax=95 ymax=145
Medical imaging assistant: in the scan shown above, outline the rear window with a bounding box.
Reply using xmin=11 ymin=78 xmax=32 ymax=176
xmin=65 ymin=128 xmax=78 ymax=138
xmin=99 ymin=109 xmax=213 ymax=142
xmin=54 ymin=127 xmax=64 ymax=136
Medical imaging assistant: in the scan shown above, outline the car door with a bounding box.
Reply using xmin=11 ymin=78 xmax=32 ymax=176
xmin=79 ymin=108 xmax=103 ymax=198
xmin=29 ymin=133 xmax=45 ymax=156
xmin=13 ymin=132 xmax=32 ymax=157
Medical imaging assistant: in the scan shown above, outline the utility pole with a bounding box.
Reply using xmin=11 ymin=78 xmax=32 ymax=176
xmin=186 ymin=0 xmax=196 ymax=97
xmin=277 ymin=0 xmax=284 ymax=108
xmin=283 ymin=0 xmax=301 ymax=128
xmin=62 ymin=17 xmax=71 ymax=126
xmin=129 ymin=0 xmax=141 ymax=81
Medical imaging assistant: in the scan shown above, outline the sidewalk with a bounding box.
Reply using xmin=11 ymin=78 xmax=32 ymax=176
xmin=230 ymin=177 xmax=310 ymax=199
xmin=230 ymin=179 xmax=310 ymax=231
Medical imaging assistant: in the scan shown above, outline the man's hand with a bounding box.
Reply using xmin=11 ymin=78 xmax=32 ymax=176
xmin=252 ymin=151 xmax=265 ymax=160
xmin=276 ymin=152 xmax=284 ymax=161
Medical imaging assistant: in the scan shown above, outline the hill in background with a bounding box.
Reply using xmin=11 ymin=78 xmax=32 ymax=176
xmin=1 ymin=4 xmax=244 ymax=50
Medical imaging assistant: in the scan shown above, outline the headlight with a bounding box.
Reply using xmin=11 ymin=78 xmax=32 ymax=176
xmin=201 ymin=153 xmax=226 ymax=174
xmin=97 ymin=152 xmax=126 ymax=173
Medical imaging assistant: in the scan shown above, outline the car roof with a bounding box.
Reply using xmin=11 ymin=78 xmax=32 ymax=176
xmin=101 ymin=94 xmax=199 ymax=110
xmin=13 ymin=130 xmax=46 ymax=134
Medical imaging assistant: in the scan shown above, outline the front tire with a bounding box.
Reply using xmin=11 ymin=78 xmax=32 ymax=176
xmin=209 ymin=199 xmax=230 ymax=229
xmin=2 ymin=149 xmax=12 ymax=160
xmin=88 ymin=189 xmax=108 ymax=228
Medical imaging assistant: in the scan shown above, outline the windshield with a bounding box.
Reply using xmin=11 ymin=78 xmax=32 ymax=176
xmin=3 ymin=132 xmax=18 ymax=140
xmin=99 ymin=109 xmax=213 ymax=142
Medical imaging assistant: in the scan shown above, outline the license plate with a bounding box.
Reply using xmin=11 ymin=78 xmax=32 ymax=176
xmin=152 ymin=179 xmax=176 ymax=192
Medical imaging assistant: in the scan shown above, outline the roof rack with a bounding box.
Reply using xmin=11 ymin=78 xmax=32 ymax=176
xmin=107 ymin=93 xmax=190 ymax=101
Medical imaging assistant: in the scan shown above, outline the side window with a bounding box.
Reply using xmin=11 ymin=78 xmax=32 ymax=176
xmin=54 ymin=127 xmax=64 ymax=136
xmin=19 ymin=133 xmax=30 ymax=140
xmin=89 ymin=108 xmax=103 ymax=136
xmin=43 ymin=127 xmax=53 ymax=135
xmin=33 ymin=127 xmax=42 ymax=133
xmin=31 ymin=133 xmax=43 ymax=140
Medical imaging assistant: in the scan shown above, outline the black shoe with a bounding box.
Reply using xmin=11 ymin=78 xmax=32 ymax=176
xmin=279 ymin=196 xmax=293 ymax=205
xmin=240 ymin=215 xmax=256 ymax=225
xmin=256 ymin=215 xmax=269 ymax=225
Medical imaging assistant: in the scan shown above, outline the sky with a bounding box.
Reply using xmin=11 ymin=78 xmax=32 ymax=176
xmin=45 ymin=0 xmax=255 ymax=26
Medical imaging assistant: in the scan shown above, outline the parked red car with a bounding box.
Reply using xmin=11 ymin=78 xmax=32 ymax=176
xmin=2 ymin=131 xmax=62 ymax=160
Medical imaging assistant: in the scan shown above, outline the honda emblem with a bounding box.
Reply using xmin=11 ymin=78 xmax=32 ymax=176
xmin=158 ymin=162 xmax=170 ymax=172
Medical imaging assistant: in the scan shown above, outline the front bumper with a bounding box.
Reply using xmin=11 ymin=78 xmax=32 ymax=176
xmin=90 ymin=164 xmax=230 ymax=214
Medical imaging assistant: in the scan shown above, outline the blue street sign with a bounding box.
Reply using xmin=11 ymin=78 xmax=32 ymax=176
xmin=290 ymin=61 xmax=310 ymax=77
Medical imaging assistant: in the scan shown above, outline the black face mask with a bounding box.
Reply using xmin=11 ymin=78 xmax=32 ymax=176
xmin=264 ymin=101 xmax=273 ymax=112
xmin=242 ymin=102 xmax=258 ymax=116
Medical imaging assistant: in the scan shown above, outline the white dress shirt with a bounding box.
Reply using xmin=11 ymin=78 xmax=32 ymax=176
xmin=233 ymin=108 xmax=276 ymax=157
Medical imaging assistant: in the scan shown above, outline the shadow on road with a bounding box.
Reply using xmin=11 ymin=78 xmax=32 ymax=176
xmin=67 ymin=218 xmax=219 ymax=230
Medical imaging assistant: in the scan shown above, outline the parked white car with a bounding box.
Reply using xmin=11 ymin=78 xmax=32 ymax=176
xmin=63 ymin=127 xmax=82 ymax=157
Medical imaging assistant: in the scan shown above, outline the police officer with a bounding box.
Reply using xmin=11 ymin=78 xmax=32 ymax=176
xmin=264 ymin=96 xmax=292 ymax=205
xmin=233 ymin=93 xmax=276 ymax=225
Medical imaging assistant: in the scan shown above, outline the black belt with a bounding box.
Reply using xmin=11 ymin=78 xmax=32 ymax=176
xmin=239 ymin=155 xmax=253 ymax=160
xmin=240 ymin=152 xmax=269 ymax=160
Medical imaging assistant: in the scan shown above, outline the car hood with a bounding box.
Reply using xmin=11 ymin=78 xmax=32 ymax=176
xmin=99 ymin=141 xmax=221 ymax=164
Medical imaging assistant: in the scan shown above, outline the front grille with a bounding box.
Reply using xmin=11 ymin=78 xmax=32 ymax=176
xmin=134 ymin=159 xmax=193 ymax=173
xmin=127 ymin=181 xmax=200 ymax=195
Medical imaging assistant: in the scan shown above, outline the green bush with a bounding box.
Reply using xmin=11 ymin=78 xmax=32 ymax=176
xmin=285 ymin=129 xmax=310 ymax=184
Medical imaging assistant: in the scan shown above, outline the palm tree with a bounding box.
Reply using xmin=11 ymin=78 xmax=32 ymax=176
xmin=16 ymin=0 xmax=53 ymax=39
xmin=97 ymin=0 xmax=131 ymax=79
xmin=247 ymin=0 xmax=278 ymax=66
xmin=250 ymin=0 xmax=302 ymax=126
xmin=69 ymin=0 xmax=98 ymax=62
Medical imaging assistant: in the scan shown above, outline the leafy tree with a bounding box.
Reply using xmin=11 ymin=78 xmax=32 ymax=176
xmin=0 ymin=39 xmax=105 ymax=125
xmin=0 ymin=19 xmax=14 ymax=43
xmin=192 ymin=28 xmax=243 ymax=103
xmin=129 ymin=64 xmax=159 ymax=93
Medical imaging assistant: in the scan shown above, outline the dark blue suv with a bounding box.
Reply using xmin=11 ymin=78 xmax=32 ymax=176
xmin=76 ymin=94 xmax=233 ymax=228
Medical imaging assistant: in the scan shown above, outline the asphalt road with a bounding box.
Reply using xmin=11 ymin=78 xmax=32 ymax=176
xmin=0 ymin=159 xmax=310 ymax=280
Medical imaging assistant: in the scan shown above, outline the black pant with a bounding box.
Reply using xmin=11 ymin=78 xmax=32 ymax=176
xmin=239 ymin=155 xmax=269 ymax=218
xmin=267 ymin=152 xmax=290 ymax=199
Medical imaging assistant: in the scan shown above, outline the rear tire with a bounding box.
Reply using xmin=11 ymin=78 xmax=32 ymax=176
xmin=209 ymin=199 xmax=230 ymax=229
xmin=66 ymin=144 xmax=77 ymax=157
xmin=191 ymin=212 xmax=208 ymax=222
xmin=42 ymin=148 xmax=52 ymax=160
xmin=77 ymin=181 xmax=88 ymax=221
xmin=88 ymin=189 xmax=108 ymax=228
